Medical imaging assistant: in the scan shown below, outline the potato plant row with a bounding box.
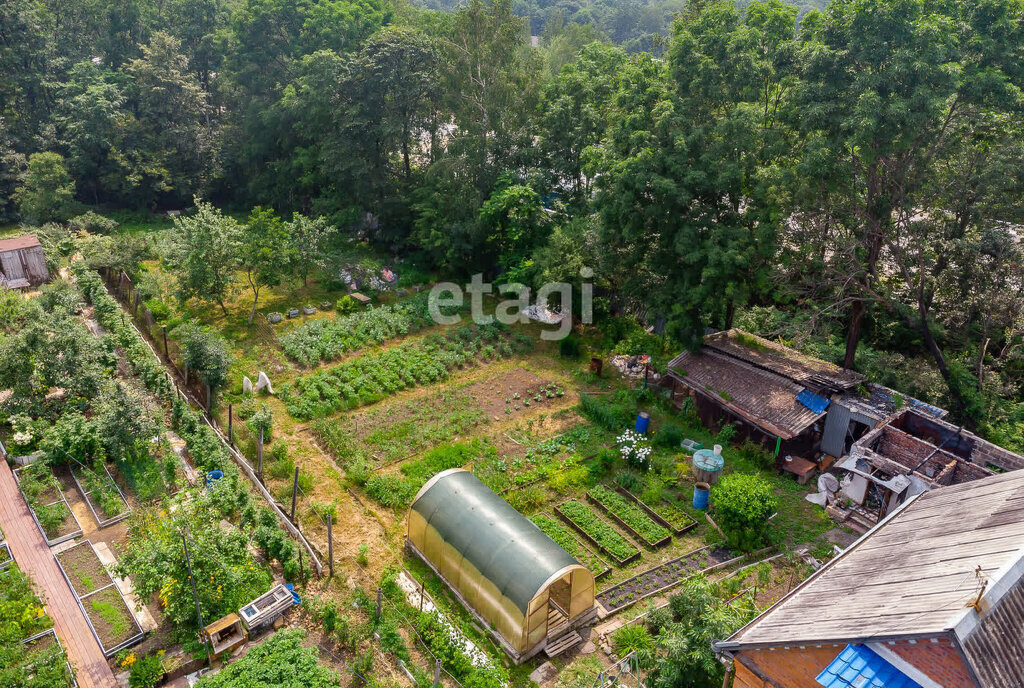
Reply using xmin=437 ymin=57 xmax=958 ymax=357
xmin=279 ymin=293 xmax=438 ymax=367
xmin=281 ymin=323 xmax=531 ymax=420
xmin=559 ymin=500 xmax=639 ymax=563
xmin=588 ymin=484 xmax=670 ymax=545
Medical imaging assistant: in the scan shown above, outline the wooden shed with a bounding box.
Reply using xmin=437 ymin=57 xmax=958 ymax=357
xmin=0 ymin=235 xmax=50 ymax=288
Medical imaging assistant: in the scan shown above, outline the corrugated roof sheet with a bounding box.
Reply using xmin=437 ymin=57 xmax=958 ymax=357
xmin=705 ymin=329 xmax=863 ymax=390
xmin=0 ymin=234 xmax=41 ymax=252
xmin=962 ymin=575 xmax=1024 ymax=688
xmin=726 ymin=470 xmax=1024 ymax=646
xmin=410 ymin=470 xmax=580 ymax=614
xmin=667 ymin=349 xmax=824 ymax=439
xmin=816 ymin=645 xmax=922 ymax=688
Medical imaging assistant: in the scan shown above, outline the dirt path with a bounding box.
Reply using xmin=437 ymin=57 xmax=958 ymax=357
xmin=0 ymin=461 xmax=116 ymax=688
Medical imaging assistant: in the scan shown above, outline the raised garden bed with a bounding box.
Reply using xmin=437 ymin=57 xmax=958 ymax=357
xmin=71 ymin=464 xmax=131 ymax=527
xmin=0 ymin=543 xmax=12 ymax=570
xmin=596 ymin=543 xmax=736 ymax=613
xmin=53 ymin=540 xmax=144 ymax=656
xmin=13 ymin=464 xmax=84 ymax=546
xmin=56 ymin=541 xmax=115 ymax=596
xmin=587 ymin=485 xmax=671 ymax=548
xmin=530 ymin=514 xmax=612 ymax=580
xmin=615 ymin=485 xmax=698 ymax=536
xmin=554 ymin=501 xmax=640 ymax=566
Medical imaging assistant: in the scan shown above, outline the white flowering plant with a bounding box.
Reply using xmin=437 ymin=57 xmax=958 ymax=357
xmin=616 ymin=429 xmax=653 ymax=470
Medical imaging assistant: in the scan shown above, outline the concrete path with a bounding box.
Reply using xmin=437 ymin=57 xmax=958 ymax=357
xmin=0 ymin=461 xmax=116 ymax=687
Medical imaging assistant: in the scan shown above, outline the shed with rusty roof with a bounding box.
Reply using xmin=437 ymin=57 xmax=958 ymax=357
xmin=0 ymin=235 xmax=50 ymax=288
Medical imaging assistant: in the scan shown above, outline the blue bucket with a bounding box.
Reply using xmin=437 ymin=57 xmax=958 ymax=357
xmin=635 ymin=412 xmax=651 ymax=434
xmin=693 ymin=482 xmax=710 ymax=510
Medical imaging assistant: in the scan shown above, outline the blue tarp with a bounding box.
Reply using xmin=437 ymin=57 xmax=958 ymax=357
xmin=816 ymin=645 xmax=922 ymax=688
xmin=796 ymin=389 xmax=831 ymax=415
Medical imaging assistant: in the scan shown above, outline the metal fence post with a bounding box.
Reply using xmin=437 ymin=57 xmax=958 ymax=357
xmin=291 ymin=467 xmax=299 ymax=521
xmin=327 ymin=513 xmax=334 ymax=578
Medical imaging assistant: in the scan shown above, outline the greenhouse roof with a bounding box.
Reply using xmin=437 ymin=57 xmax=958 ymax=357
xmin=411 ymin=469 xmax=580 ymax=614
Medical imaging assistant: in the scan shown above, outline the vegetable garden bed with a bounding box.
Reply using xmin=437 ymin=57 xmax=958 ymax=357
xmin=0 ymin=543 xmax=12 ymax=570
xmin=13 ymin=464 xmax=83 ymax=546
xmin=596 ymin=543 xmax=735 ymax=614
xmin=282 ymin=323 xmax=531 ymax=420
xmin=554 ymin=501 xmax=640 ymax=566
xmin=530 ymin=514 xmax=612 ymax=580
xmin=615 ymin=485 xmax=697 ymax=536
xmin=71 ymin=464 xmax=131 ymax=527
xmin=53 ymin=540 xmax=144 ymax=656
xmin=586 ymin=485 xmax=671 ymax=548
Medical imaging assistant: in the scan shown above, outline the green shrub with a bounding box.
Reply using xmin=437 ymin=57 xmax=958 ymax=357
xmin=559 ymin=334 xmax=581 ymax=359
xmin=712 ymin=473 xmax=778 ymax=552
xmin=336 ymin=295 xmax=359 ymax=314
xmin=611 ymin=624 xmax=654 ymax=656
xmin=655 ymin=424 xmax=684 ymax=448
xmin=128 ymin=653 xmax=164 ymax=688
xmin=144 ymin=299 xmax=171 ymax=322
xmin=578 ymin=394 xmax=632 ymax=431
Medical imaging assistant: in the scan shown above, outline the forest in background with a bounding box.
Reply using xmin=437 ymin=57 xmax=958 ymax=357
xmin=2 ymin=0 xmax=1023 ymax=451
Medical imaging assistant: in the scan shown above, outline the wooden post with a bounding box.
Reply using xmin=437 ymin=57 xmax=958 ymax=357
xmin=376 ymin=587 xmax=383 ymax=621
xmin=257 ymin=427 xmax=264 ymax=480
xmin=291 ymin=467 xmax=299 ymax=521
xmin=205 ymin=384 xmax=212 ymax=413
xmin=299 ymin=548 xmax=304 ymax=582
xmin=327 ymin=513 xmax=334 ymax=578
xmin=228 ymin=404 xmax=233 ymax=447
xmin=162 ymin=325 xmax=169 ymax=357
xmin=433 ymin=659 xmax=441 ymax=688
xmin=419 ymin=582 xmax=424 ymax=614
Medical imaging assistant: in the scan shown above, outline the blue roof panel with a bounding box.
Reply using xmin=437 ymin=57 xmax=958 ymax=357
xmin=796 ymin=388 xmax=831 ymax=415
xmin=816 ymin=645 xmax=922 ymax=688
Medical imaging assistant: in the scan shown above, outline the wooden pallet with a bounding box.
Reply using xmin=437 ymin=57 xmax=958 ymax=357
xmin=545 ymin=631 xmax=582 ymax=658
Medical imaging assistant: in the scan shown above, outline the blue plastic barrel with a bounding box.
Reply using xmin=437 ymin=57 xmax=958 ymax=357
xmin=205 ymin=470 xmax=224 ymax=489
xmin=693 ymin=482 xmax=710 ymax=510
xmin=635 ymin=412 xmax=651 ymax=434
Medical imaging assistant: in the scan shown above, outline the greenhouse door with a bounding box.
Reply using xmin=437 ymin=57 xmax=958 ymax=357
xmin=549 ymin=575 xmax=572 ymax=617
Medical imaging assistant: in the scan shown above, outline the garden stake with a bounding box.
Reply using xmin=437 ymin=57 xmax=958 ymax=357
xmin=228 ymin=404 xmax=233 ymax=447
xmin=376 ymin=587 xmax=382 ymax=620
xmin=162 ymin=325 xmax=169 ymax=357
xmin=291 ymin=467 xmax=299 ymax=521
xmin=327 ymin=513 xmax=334 ymax=578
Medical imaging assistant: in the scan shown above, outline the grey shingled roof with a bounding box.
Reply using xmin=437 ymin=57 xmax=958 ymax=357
xmin=705 ymin=329 xmax=863 ymax=390
xmin=411 ymin=470 xmax=579 ymax=614
xmin=722 ymin=470 xmax=1024 ymax=649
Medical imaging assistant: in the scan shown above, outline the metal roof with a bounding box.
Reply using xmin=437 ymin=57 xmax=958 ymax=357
xmin=816 ymin=645 xmax=921 ymax=688
xmin=0 ymin=235 xmax=41 ymax=252
xmin=722 ymin=469 xmax=1024 ymax=647
xmin=411 ymin=469 xmax=580 ymax=614
xmin=667 ymin=349 xmax=824 ymax=439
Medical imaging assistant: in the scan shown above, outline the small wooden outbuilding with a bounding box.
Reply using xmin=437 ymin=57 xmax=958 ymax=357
xmin=0 ymin=235 xmax=50 ymax=288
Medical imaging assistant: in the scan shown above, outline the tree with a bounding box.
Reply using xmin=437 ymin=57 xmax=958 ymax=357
xmin=286 ymin=213 xmax=333 ymax=285
xmin=239 ymin=207 xmax=292 ymax=324
xmin=595 ymin=1 xmax=795 ymax=346
xmin=789 ymin=0 xmax=1024 ymax=376
xmin=711 ymin=473 xmax=778 ymax=552
xmin=478 ymin=175 xmax=544 ymax=273
xmin=165 ymin=200 xmax=241 ymax=315
xmin=194 ymin=629 xmax=339 ymax=687
xmin=177 ymin=322 xmax=232 ymax=391
xmin=123 ymin=31 xmax=213 ymax=207
xmin=14 ymin=153 xmax=75 ymax=223
xmin=538 ymin=42 xmax=626 ymax=204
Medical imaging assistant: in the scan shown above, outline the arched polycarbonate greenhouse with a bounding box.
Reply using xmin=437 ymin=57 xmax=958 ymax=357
xmin=407 ymin=469 xmax=596 ymax=662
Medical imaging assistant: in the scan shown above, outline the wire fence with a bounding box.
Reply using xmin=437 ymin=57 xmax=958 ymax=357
xmin=100 ymin=268 xmax=325 ymax=576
